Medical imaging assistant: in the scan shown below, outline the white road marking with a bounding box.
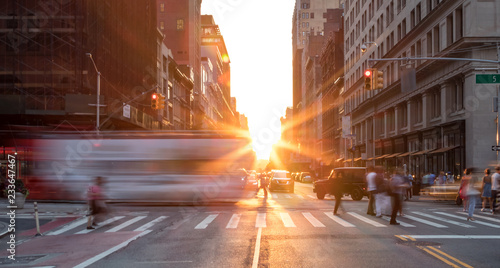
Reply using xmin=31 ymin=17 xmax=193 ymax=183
xmin=74 ymin=230 xmax=151 ymax=268
xmin=256 ymin=213 xmax=266 ymax=228
xmin=434 ymin=212 xmax=500 ymax=228
xmin=401 ymin=235 xmax=500 ymax=240
xmin=284 ymin=194 xmax=292 ymax=199
xmin=402 ymin=214 xmax=448 ymax=228
xmin=134 ymin=216 xmax=168 ymax=232
xmin=46 ymin=218 xmax=89 ymax=235
xmin=280 ymin=213 xmax=296 ymax=227
xmin=106 ymin=216 xmax=147 ymax=232
xmin=296 ymin=195 xmax=304 ymax=199
xmin=302 ymin=212 xmax=325 ymax=227
xmin=252 ymin=227 xmax=262 ymax=268
xmin=347 ymin=212 xmax=386 ymax=227
xmin=272 ymin=194 xmax=278 ymax=199
xmin=307 ymin=195 xmax=317 ymax=199
xmin=412 ymin=212 xmax=474 ymax=228
xmin=194 ymin=214 xmax=218 ymax=229
xmin=457 ymin=212 xmax=500 ymax=223
xmin=226 ymin=214 xmax=241 ymax=229
xmin=75 ymin=216 xmax=125 ymax=234
xmin=324 ymin=212 xmax=355 ymax=227
xmin=381 ymin=216 xmax=416 ymax=227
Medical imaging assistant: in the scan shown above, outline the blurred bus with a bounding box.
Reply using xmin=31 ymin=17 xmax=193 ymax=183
xmin=3 ymin=131 xmax=255 ymax=203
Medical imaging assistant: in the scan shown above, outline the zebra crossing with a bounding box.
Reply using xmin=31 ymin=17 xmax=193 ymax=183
xmin=45 ymin=209 xmax=500 ymax=236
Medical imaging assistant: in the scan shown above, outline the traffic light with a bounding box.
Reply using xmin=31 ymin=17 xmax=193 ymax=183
xmin=373 ymin=68 xmax=384 ymax=89
xmin=158 ymin=94 xmax=166 ymax=109
xmin=364 ymin=69 xmax=373 ymax=90
xmin=151 ymin=93 xmax=158 ymax=109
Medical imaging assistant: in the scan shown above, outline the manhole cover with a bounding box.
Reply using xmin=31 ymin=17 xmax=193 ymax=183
xmin=0 ymin=254 xmax=46 ymax=265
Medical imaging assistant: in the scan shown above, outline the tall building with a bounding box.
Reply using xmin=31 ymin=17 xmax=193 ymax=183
xmin=157 ymin=0 xmax=202 ymax=104
xmin=200 ymin=15 xmax=235 ymax=129
xmin=291 ymin=0 xmax=343 ymax=172
xmin=343 ymin=0 xmax=500 ymax=176
xmin=320 ymin=8 xmax=345 ymax=171
xmin=0 ymin=0 xmax=159 ymax=131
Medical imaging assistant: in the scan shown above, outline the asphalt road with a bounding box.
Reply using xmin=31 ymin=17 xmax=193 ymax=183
xmin=1 ymin=182 xmax=499 ymax=267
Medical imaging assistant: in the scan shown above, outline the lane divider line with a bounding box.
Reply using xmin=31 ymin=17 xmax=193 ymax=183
xmin=252 ymin=227 xmax=262 ymax=268
xmin=417 ymin=246 xmax=461 ymax=268
xmin=427 ymin=246 xmax=473 ymax=268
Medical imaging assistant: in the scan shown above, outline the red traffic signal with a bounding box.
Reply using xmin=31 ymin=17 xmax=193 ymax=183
xmin=364 ymin=69 xmax=372 ymax=77
xmin=151 ymin=93 xmax=158 ymax=109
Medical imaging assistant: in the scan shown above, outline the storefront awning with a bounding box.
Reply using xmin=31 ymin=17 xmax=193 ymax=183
xmin=429 ymin=146 xmax=459 ymax=154
xmin=335 ymin=157 xmax=344 ymax=162
xmin=366 ymin=157 xmax=374 ymax=161
xmin=412 ymin=149 xmax=435 ymax=156
xmin=354 ymin=157 xmax=362 ymax=161
xmin=375 ymin=154 xmax=391 ymax=159
xmin=397 ymin=151 xmax=414 ymax=157
xmin=385 ymin=153 xmax=402 ymax=158
xmin=344 ymin=158 xmax=353 ymax=162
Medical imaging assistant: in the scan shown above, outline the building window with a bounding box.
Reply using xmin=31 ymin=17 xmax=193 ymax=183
xmin=177 ymin=19 xmax=184 ymax=30
xmin=431 ymin=90 xmax=441 ymax=118
xmin=451 ymin=79 xmax=464 ymax=112
xmin=160 ymin=3 xmax=165 ymax=12
xmin=160 ymin=21 xmax=164 ymax=30
xmin=311 ymin=13 xmax=314 ymax=19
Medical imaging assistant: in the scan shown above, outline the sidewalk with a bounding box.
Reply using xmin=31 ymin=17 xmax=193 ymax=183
xmin=0 ymin=199 xmax=88 ymax=217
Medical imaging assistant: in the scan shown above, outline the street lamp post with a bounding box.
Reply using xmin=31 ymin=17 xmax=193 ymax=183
xmin=86 ymin=53 xmax=101 ymax=131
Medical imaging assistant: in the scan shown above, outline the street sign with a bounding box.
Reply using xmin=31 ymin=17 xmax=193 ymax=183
xmin=492 ymin=145 xmax=500 ymax=151
xmin=476 ymin=74 xmax=500 ymax=84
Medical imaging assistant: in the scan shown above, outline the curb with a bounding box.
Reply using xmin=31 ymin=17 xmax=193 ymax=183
xmin=0 ymin=221 xmax=9 ymax=239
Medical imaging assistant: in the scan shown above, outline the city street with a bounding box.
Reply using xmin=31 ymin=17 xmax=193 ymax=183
xmin=1 ymin=183 xmax=499 ymax=267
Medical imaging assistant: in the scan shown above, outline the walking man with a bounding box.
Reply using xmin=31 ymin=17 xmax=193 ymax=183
xmin=366 ymin=166 xmax=377 ymax=215
xmin=492 ymin=166 xmax=500 ymax=214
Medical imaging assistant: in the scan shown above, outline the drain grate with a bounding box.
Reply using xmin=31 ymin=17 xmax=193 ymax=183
xmin=0 ymin=254 xmax=47 ymax=265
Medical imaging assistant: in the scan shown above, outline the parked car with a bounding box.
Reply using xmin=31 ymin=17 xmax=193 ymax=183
xmin=245 ymin=171 xmax=259 ymax=191
xmin=313 ymin=167 xmax=367 ymax=201
xmin=269 ymin=170 xmax=294 ymax=193
xmin=299 ymin=172 xmax=313 ymax=183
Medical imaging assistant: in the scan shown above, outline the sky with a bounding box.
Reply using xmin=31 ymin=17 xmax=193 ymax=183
xmin=201 ymin=0 xmax=296 ymax=160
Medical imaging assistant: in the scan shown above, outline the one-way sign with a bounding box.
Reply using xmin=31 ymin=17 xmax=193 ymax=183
xmin=492 ymin=145 xmax=500 ymax=151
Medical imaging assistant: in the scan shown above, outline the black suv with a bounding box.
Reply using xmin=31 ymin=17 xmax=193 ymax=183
xmin=312 ymin=167 xmax=367 ymax=200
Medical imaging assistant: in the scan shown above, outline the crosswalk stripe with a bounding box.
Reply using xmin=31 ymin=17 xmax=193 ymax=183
xmin=195 ymin=214 xmax=218 ymax=229
xmin=280 ymin=213 xmax=296 ymax=227
xmin=256 ymin=213 xmax=266 ymax=228
xmin=434 ymin=212 xmax=500 ymax=228
xmin=75 ymin=216 xmax=125 ymax=234
xmin=226 ymin=214 xmax=241 ymax=229
xmin=307 ymin=195 xmax=316 ymax=199
xmin=302 ymin=212 xmax=325 ymax=227
xmin=297 ymin=195 xmax=304 ymax=199
xmin=457 ymin=212 xmax=500 ymax=223
xmin=272 ymin=194 xmax=278 ymax=199
xmin=47 ymin=218 xmax=89 ymax=235
xmin=381 ymin=216 xmax=416 ymax=227
xmin=284 ymin=194 xmax=292 ymax=199
xmin=402 ymin=214 xmax=448 ymax=228
xmin=411 ymin=212 xmax=474 ymax=228
xmin=106 ymin=216 xmax=147 ymax=232
xmin=324 ymin=212 xmax=355 ymax=227
xmin=134 ymin=216 xmax=168 ymax=232
xmin=347 ymin=212 xmax=386 ymax=227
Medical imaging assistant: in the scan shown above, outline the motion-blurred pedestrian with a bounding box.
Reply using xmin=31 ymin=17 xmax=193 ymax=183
xmin=366 ymin=166 xmax=377 ymax=216
xmin=332 ymin=172 xmax=344 ymax=215
xmin=259 ymin=173 xmax=268 ymax=198
xmin=492 ymin=166 xmax=500 ymax=214
xmin=462 ymin=168 xmax=480 ymax=221
xmin=389 ymin=169 xmax=405 ymax=225
xmin=481 ymin=168 xmax=492 ymax=212
xmin=374 ymin=166 xmax=386 ymax=217
xmin=87 ymin=176 xmax=105 ymax=229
